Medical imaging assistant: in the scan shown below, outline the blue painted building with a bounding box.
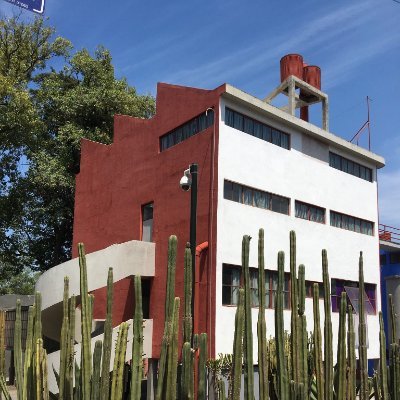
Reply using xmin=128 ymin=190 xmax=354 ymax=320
xmin=379 ymin=224 xmax=400 ymax=346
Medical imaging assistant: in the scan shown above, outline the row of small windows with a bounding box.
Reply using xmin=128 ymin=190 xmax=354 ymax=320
xmin=225 ymin=107 xmax=290 ymax=150
xmin=380 ymin=253 xmax=400 ymax=265
xmin=224 ymin=180 xmax=290 ymax=215
xmin=330 ymin=211 xmax=373 ymax=236
xmin=160 ymin=110 xmax=214 ymax=151
xmin=222 ymin=265 xmax=376 ymax=314
xmin=329 ymin=152 xmax=372 ymax=182
xmin=224 ymin=180 xmax=374 ymax=235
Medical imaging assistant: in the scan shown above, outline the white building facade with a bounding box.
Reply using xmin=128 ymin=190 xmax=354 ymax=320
xmin=215 ymin=85 xmax=384 ymax=360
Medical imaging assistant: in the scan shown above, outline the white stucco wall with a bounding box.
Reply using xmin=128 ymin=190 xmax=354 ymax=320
xmin=215 ymin=97 xmax=381 ymax=360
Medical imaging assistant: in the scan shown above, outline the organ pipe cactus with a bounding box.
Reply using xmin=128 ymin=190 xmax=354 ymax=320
xmin=198 ymin=333 xmax=208 ymax=400
xmin=389 ymin=294 xmax=400 ymax=400
xmin=59 ymin=277 xmax=70 ymax=400
xmin=276 ymin=251 xmax=289 ymax=399
xmin=91 ymin=341 xmax=102 ymax=400
xmin=379 ymin=312 xmax=389 ymax=400
xmin=322 ymin=249 xmax=333 ymax=400
xmin=334 ymin=292 xmax=347 ymax=400
xmin=289 ymin=231 xmax=299 ymax=384
xmin=166 ymin=297 xmax=180 ymax=400
xmin=156 ymin=235 xmax=177 ymax=400
xmin=297 ymin=264 xmax=308 ymax=395
xmin=183 ymin=243 xmax=193 ymax=344
xmin=242 ymin=235 xmax=254 ymax=400
xmin=231 ymin=288 xmax=244 ymax=400
xmin=312 ymin=283 xmax=324 ymax=400
xmin=257 ymin=229 xmax=269 ymax=400
xmin=130 ymin=275 xmax=144 ymax=400
xmin=78 ymin=243 xmax=92 ymax=400
xmin=347 ymin=306 xmax=356 ymax=400
xmin=100 ymin=268 xmax=114 ymax=400
xmin=182 ymin=342 xmax=193 ymax=400
xmin=358 ymin=252 xmax=369 ymax=400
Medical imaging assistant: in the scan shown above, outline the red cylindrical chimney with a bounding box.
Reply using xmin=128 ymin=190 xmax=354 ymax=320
xmin=280 ymin=54 xmax=303 ymax=82
xmin=303 ymin=65 xmax=321 ymax=89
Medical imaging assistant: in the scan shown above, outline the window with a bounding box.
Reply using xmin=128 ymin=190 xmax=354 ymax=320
xmin=330 ymin=211 xmax=373 ymax=236
xmin=160 ymin=110 xmax=214 ymax=151
xmin=224 ymin=180 xmax=290 ymax=216
xmin=331 ymin=279 xmax=376 ymax=314
xmin=329 ymin=152 xmax=372 ymax=182
xmin=379 ymin=254 xmax=387 ymax=265
xmin=295 ymin=201 xmax=325 ymax=224
xmin=225 ymin=107 xmax=290 ymax=150
xmin=305 ymin=281 xmax=324 ymax=298
xmin=141 ymin=203 xmax=153 ymax=242
xmin=390 ymin=253 xmax=400 ymax=264
xmin=222 ymin=265 xmax=290 ymax=309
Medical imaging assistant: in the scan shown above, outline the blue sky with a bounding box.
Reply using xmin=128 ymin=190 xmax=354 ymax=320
xmin=1 ymin=0 xmax=400 ymax=226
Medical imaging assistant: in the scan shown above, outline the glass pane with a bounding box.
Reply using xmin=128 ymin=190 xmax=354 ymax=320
xmin=254 ymin=190 xmax=267 ymax=209
xmin=243 ymin=187 xmax=253 ymax=206
xmin=281 ymin=133 xmax=289 ymax=149
xmin=244 ymin=117 xmax=254 ymax=135
xmin=254 ymin=122 xmax=263 ymax=139
xmin=271 ymin=195 xmax=289 ymax=214
xmin=262 ymin=125 xmax=272 ymax=142
xmin=225 ymin=108 xmax=234 ymax=127
xmin=232 ymin=183 xmax=242 ymax=203
xmin=272 ymin=130 xmax=281 ymax=146
xmin=234 ymin=113 xmax=244 ymax=131
xmin=224 ymin=181 xmax=233 ymax=200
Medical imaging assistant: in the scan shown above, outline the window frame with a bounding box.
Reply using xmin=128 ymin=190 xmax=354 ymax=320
xmin=329 ymin=152 xmax=373 ymax=182
xmin=225 ymin=107 xmax=291 ymax=150
xmin=295 ymin=200 xmax=326 ymax=224
xmin=223 ymin=180 xmax=290 ymax=216
xmin=330 ymin=210 xmax=374 ymax=236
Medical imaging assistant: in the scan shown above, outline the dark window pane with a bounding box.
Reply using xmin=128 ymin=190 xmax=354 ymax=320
xmin=281 ymin=133 xmax=289 ymax=149
xmin=244 ymin=117 xmax=254 ymax=135
xmin=254 ymin=122 xmax=263 ymax=139
xmin=232 ymin=183 xmax=242 ymax=203
xmin=234 ymin=113 xmax=244 ymax=130
xmin=262 ymin=125 xmax=272 ymax=142
xmin=272 ymin=130 xmax=281 ymax=146
xmin=243 ymin=188 xmax=253 ymax=205
xmin=224 ymin=181 xmax=233 ymax=200
xmin=271 ymin=195 xmax=289 ymax=214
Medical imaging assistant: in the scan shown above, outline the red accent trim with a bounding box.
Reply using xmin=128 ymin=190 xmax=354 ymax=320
xmin=195 ymin=242 xmax=208 ymax=257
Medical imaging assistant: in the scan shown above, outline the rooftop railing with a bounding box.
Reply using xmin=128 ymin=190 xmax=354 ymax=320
xmin=379 ymin=224 xmax=400 ymax=245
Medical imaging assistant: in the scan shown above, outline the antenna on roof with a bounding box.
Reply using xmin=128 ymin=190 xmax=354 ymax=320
xmin=349 ymin=96 xmax=372 ymax=151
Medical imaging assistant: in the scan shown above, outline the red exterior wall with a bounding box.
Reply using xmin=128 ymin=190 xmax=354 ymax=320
xmin=72 ymin=83 xmax=225 ymax=358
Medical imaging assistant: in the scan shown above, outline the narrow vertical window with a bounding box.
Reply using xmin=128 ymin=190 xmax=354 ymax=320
xmin=142 ymin=203 xmax=154 ymax=242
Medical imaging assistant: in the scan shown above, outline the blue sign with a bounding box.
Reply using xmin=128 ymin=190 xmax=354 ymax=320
xmin=3 ymin=0 xmax=45 ymax=14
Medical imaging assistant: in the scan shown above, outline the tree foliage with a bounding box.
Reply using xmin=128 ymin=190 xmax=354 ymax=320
xmin=0 ymin=16 xmax=155 ymax=274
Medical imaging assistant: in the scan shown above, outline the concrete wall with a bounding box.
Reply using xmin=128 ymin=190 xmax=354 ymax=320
xmin=36 ymin=240 xmax=155 ymax=342
xmin=215 ymin=97 xmax=381 ymax=360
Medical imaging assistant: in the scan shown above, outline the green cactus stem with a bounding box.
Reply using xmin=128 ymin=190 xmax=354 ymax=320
xmin=313 ymin=283 xmax=324 ymax=400
xmin=347 ymin=306 xmax=356 ymax=400
xmin=59 ymin=277 xmax=70 ymax=399
xmin=183 ymin=243 xmax=193 ymax=345
xmin=322 ymin=250 xmax=333 ymax=400
xmin=289 ymin=231 xmax=299 ymax=384
xmin=297 ymin=264 xmax=308 ymax=394
xmin=166 ymin=297 xmax=180 ymax=400
xmin=181 ymin=342 xmax=193 ymax=400
xmin=231 ymin=289 xmax=244 ymax=400
xmin=334 ymin=292 xmax=347 ymax=400
xmin=155 ymin=235 xmax=177 ymax=400
xmin=276 ymin=251 xmax=289 ymax=399
xmin=257 ymin=229 xmax=269 ymax=400
xmin=78 ymin=243 xmax=92 ymax=400
xmin=100 ymin=268 xmax=113 ymax=400
xmin=91 ymin=340 xmax=103 ymax=400
xmin=198 ymin=333 xmax=208 ymax=400
xmin=358 ymin=252 xmax=369 ymax=400
xmin=242 ymin=235 xmax=254 ymax=400
xmin=130 ymin=276 xmax=144 ymax=400
xmin=379 ymin=312 xmax=389 ymax=400
xmin=22 ymin=305 xmax=34 ymax=400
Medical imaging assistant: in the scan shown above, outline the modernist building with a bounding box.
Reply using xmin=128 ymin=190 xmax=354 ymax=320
xmin=37 ymin=55 xmax=385 ymax=392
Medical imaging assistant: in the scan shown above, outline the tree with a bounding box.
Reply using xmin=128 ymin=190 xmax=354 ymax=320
xmin=0 ymin=16 xmax=155 ymax=273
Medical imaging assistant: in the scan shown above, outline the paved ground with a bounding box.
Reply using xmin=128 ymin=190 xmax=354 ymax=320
xmin=6 ymin=385 xmax=17 ymax=400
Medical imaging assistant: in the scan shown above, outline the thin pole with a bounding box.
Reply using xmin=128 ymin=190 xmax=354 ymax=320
xmin=367 ymin=96 xmax=371 ymax=151
xmin=189 ymin=163 xmax=198 ymax=337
